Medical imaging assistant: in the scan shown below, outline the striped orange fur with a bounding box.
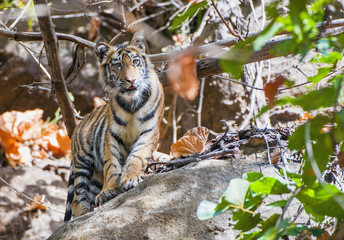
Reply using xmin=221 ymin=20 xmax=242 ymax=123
xmin=64 ymin=33 xmax=164 ymax=221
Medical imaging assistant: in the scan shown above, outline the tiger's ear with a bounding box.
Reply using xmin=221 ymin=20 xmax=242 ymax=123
xmin=130 ymin=32 xmax=145 ymax=53
xmin=95 ymin=42 xmax=110 ymax=61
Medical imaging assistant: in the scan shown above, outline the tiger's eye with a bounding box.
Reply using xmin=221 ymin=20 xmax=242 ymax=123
xmin=132 ymin=59 xmax=140 ymax=66
xmin=113 ymin=62 xmax=122 ymax=68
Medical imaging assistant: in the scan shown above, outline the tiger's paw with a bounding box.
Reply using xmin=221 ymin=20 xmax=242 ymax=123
xmin=72 ymin=201 xmax=90 ymax=217
xmin=95 ymin=189 xmax=121 ymax=206
xmin=120 ymin=173 xmax=144 ymax=191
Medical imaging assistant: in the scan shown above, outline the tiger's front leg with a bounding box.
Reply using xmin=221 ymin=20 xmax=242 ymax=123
xmin=120 ymin=130 xmax=159 ymax=190
xmin=95 ymin=138 xmax=123 ymax=206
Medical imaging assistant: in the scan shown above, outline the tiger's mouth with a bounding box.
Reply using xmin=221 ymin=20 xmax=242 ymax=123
xmin=126 ymin=85 xmax=137 ymax=91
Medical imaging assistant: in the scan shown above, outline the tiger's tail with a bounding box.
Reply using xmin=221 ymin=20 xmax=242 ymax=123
xmin=64 ymin=166 xmax=74 ymax=221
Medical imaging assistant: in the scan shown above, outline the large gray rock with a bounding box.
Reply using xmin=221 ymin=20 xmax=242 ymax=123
xmin=48 ymin=155 xmax=268 ymax=240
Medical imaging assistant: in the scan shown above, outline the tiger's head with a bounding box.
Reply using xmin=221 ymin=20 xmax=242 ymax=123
xmin=95 ymin=33 xmax=151 ymax=97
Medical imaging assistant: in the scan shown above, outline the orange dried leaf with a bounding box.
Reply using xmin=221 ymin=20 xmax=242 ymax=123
xmin=0 ymin=109 xmax=43 ymax=141
xmin=298 ymin=113 xmax=315 ymax=123
xmin=93 ymin=97 xmax=106 ymax=108
xmin=170 ymin=126 xmax=209 ymax=158
xmin=27 ymin=195 xmax=46 ymax=211
xmin=338 ymin=151 xmax=344 ymax=168
xmin=264 ymin=75 xmax=285 ymax=107
xmin=168 ymin=52 xmax=199 ymax=100
xmin=88 ymin=16 xmax=100 ymax=42
xmin=56 ymin=127 xmax=71 ymax=156
xmin=40 ymin=123 xmax=71 ymax=157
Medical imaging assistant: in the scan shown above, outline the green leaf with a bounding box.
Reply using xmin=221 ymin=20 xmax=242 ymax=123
xmin=279 ymin=169 xmax=302 ymax=184
xmin=281 ymin=223 xmax=308 ymax=236
xmin=260 ymin=214 xmax=279 ymax=231
xmin=196 ymin=200 xmax=218 ymax=220
xmin=242 ymin=172 xmax=263 ymax=182
xmin=266 ymin=200 xmax=288 ymax=208
xmin=169 ymin=1 xmax=208 ymax=31
xmin=297 ymin=183 xmax=344 ymax=221
xmin=307 ymin=67 xmax=332 ymax=84
xmin=250 ymin=177 xmax=290 ymax=195
xmin=244 ymin=194 xmax=265 ymax=210
xmin=233 ymin=211 xmax=261 ymax=231
xmin=224 ymin=178 xmax=250 ymax=206
xmin=253 ymin=21 xmax=282 ymax=51
xmin=257 ymin=226 xmax=279 ymax=240
xmin=220 ymin=37 xmax=255 ymax=79
xmin=288 ymin=115 xmax=330 ymax=150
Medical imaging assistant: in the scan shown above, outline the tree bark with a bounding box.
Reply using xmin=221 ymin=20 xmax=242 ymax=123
xmin=33 ymin=0 xmax=76 ymax=138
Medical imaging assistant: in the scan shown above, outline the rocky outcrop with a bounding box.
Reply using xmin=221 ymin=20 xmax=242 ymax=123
xmin=48 ymin=148 xmax=280 ymax=240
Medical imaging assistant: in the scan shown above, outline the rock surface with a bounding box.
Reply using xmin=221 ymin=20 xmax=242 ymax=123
xmin=0 ymin=161 xmax=68 ymax=240
xmin=48 ymin=147 xmax=287 ymax=240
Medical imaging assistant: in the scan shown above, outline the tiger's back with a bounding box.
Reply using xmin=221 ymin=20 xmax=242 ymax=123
xmin=64 ymin=33 xmax=164 ymax=221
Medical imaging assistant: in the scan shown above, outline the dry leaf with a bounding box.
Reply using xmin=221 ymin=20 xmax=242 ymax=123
xmin=338 ymin=151 xmax=344 ymax=168
xmin=269 ymin=149 xmax=281 ymax=164
xmin=168 ymin=52 xmax=199 ymax=101
xmin=249 ymin=135 xmax=266 ymax=147
xmin=27 ymin=195 xmax=46 ymax=211
xmin=264 ymin=75 xmax=285 ymax=107
xmin=298 ymin=113 xmax=315 ymax=123
xmin=93 ymin=97 xmax=106 ymax=108
xmin=0 ymin=109 xmax=43 ymax=167
xmin=170 ymin=126 xmax=209 ymax=158
xmin=0 ymin=109 xmax=43 ymax=141
xmin=88 ymin=16 xmax=100 ymax=42
xmin=40 ymin=124 xmax=71 ymax=157
xmin=316 ymin=230 xmax=330 ymax=240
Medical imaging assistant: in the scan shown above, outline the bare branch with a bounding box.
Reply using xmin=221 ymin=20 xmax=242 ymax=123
xmin=33 ymin=0 xmax=76 ymax=138
xmin=211 ymin=0 xmax=245 ymax=41
xmin=0 ymin=176 xmax=64 ymax=214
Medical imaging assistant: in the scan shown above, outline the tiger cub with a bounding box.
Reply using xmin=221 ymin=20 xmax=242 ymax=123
xmin=64 ymin=33 xmax=164 ymax=221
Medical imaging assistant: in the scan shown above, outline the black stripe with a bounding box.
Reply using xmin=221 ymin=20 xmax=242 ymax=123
xmin=110 ymin=130 xmax=125 ymax=147
xmin=94 ymin=116 xmax=106 ymax=167
xmin=90 ymin=179 xmax=103 ymax=190
xmin=74 ymin=171 xmax=92 ymax=179
xmin=64 ymin=211 xmax=72 ymax=221
xmin=75 ymin=181 xmax=88 ymax=190
xmin=106 ymin=172 xmax=121 ymax=184
xmin=105 ymin=162 xmax=117 ymax=176
xmin=131 ymin=127 xmax=155 ymax=148
xmin=140 ymin=126 xmax=154 ymax=136
xmin=115 ymin=87 xmax=152 ymax=113
xmin=110 ymin=104 xmax=127 ymax=126
xmin=131 ymin=142 xmax=155 ymax=154
xmin=138 ymin=97 xmax=161 ymax=122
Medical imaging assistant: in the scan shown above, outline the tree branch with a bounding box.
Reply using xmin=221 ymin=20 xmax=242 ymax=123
xmin=1 ymin=17 xmax=344 ymax=86
xmin=33 ymin=0 xmax=76 ymax=138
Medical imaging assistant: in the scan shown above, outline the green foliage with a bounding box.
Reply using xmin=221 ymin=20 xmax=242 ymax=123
xmin=169 ymin=1 xmax=208 ymax=32
xmin=0 ymin=0 xmax=15 ymax=10
xmin=198 ymin=0 xmax=344 ymax=238
xmin=196 ymin=171 xmax=343 ymax=239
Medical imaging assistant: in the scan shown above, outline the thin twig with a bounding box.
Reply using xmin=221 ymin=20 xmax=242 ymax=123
xmin=276 ymin=186 xmax=304 ymax=226
xmin=197 ymin=78 xmax=205 ymax=126
xmin=0 ymin=176 xmax=64 ymax=214
xmin=211 ymin=0 xmax=245 ymax=41
xmin=148 ymin=148 xmax=235 ymax=169
xmin=262 ymin=134 xmax=271 ymax=164
xmin=127 ymin=8 xmax=173 ymax=29
xmin=18 ymin=84 xmax=51 ymax=93
xmin=292 ymin=64 xmax=308 ymax=78
xmin=214 ymin=75 xmax=264 ymax=90
xmin=172 ymin=94 xmax=178 ymax=143
xmin=9 ymin=0 xmax=33 ymax=29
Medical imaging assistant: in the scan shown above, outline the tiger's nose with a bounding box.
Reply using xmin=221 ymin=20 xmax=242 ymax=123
xmin=126 ymin=79 xmax=135 ymax=84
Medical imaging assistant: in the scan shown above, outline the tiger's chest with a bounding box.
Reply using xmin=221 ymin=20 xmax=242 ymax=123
xmin=107 ymin=98 xmax=154 ymax=146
